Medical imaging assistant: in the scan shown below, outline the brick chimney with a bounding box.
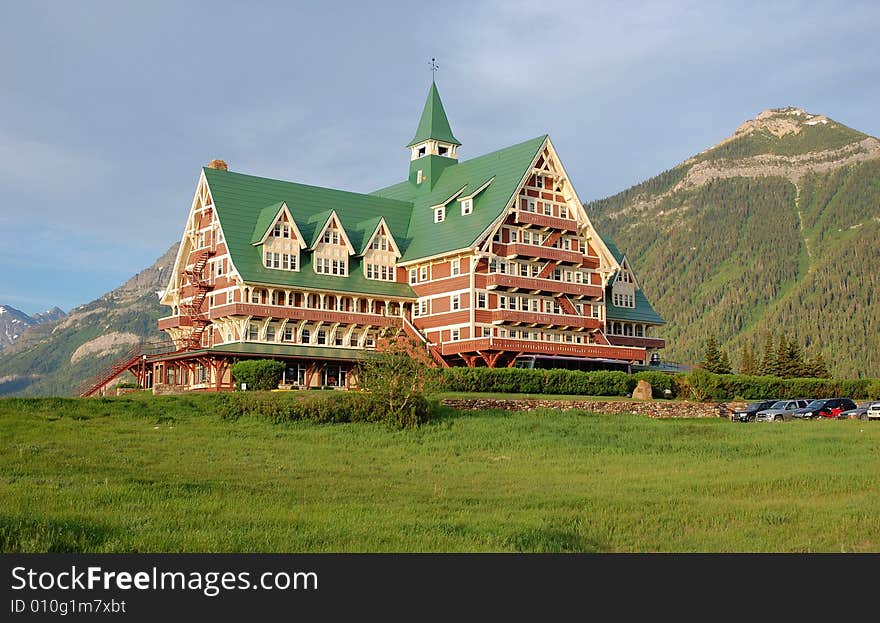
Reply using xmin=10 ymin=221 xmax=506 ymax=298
xmin=208 ymin=159 xmax=228 ymax=171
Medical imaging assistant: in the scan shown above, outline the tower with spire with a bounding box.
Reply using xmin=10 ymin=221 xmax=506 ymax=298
xmin=408 ymin=81 xmax=460 ymax=189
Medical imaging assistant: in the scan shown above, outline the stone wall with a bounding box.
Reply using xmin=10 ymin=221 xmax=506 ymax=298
xmin=440 ymin=399 xmax=748 ymax=419
xmin=152 ymin=383 xmax=186 ymax=396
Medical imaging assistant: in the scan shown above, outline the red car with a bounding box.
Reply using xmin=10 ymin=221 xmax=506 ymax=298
xmin=797 ymin=398 xmax=858 ymax=419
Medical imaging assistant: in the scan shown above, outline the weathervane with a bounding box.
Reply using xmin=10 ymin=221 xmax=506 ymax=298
xmin=430 ymin=57 xmax=438 ymax=81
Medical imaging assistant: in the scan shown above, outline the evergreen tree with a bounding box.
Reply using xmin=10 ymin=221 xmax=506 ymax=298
xmin=700 ymin=337 xmax=723 ymax=373
xmin=739 ymin=341 xmax=758 ymax=375
xmin=718 ymin=349 xmax=732 ymax=375
xmin=759 ymin=331 xmax=776 ymax=376
xmin=784 ymin=338 xmax=806 ymax=378
xmin=775 ymin=334 xmax=790 ymax=378
xmin=806 ymin=352 xmax=829 ymax=378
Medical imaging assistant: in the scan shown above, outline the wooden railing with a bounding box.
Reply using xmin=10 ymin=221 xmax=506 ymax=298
xmin=485 ymin=273 xmax=603 ymax=298
xmin=491 ymin=309 xmax=602 ymax=329
xmin=513 ymin=210 xmax=578 ymax=232
xmin=439 ymin=337 xmax=645 ymax=361
xmin=208 ymin=303 xmax=402 ymax=327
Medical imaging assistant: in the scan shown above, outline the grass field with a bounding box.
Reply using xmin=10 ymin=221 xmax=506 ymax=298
xmin=2 ymin=394 xmax=879 ymax=552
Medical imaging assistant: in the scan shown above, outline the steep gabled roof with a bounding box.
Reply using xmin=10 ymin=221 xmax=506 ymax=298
xmin=204 ymin=167 xmax=414 ymax=298
xmin=407 ymin=82 xmax=461 ymax=147
xmin=601 ymin=236 xmax=665 ymax=325
xmin=373 ymin=135 xmax=547 ymax=261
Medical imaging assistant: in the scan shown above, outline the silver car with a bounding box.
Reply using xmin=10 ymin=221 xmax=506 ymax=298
xmin=755 ymin=399 xmax=811 ymax=422
xmin=867 ymin=403 xmax=880 ymax=421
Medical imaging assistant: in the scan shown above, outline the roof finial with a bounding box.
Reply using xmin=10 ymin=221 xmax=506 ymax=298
xmin=429 ymin=57 xmax=438 ymax=82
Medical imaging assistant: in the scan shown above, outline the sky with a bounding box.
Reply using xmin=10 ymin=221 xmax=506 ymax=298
xmin=1 ymin=0 xmax=878 ymax=315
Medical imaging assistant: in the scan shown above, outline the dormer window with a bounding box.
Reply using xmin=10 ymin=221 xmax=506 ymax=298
xmin=272 ymin=222 xmax=290 ymax=238
xmin=460 ymin=198 xmax=473 ymax=216
xmin=323 ymin=230 xmax=340 ymax=245
xmin=434 ymin=206 xmax=445 ymax=223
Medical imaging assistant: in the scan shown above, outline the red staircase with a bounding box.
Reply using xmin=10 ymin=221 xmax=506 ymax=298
xmin=180 ymin=246 xmax=215 ymax=350
xmin=77 ymin=341 xmax=176 ymax=397
xmin=402 ymin=317 xmax=449 ymax=368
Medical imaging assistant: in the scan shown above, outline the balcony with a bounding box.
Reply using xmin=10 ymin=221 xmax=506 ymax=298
xmin=607 ymin=335 xmax=666 ymax=349
xmin=439 ymin=337 xmax=645 ymax=361
xmin=158 ymin=315 xmax=193 ymax=330
xmin=208 ymin=303 xmax=402 ymax=328
xmin=485 ymin=273 xmax=603 ymax=298
xmin=491 ymin=309 xmax=602 ymax=330
xmin=581 ymin=255 xmax=600 ymax=269
xmin=513 ymin=210 xmax=578 ymax=232
xmin=494 ymin=242 xmax=583 ymax=264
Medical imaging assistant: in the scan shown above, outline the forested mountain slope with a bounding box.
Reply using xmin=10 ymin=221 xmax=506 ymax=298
xmin=588 ymin=108 xmax=880 ymax=377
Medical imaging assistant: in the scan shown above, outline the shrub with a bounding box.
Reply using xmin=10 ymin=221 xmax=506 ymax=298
xmin=230 ymin=360 xmax=285 ymax=391
xmin=677 ymin=368 xmax=718 ymax=402
xmin=213 ymin=390 xmax=433 ymax=429
xmin=114 ymin=382 xmax=142 ymax=389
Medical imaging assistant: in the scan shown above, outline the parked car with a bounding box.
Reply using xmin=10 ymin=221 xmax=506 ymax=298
xmin=867 ymin=402 xmax=880 ymax=421
xmin=837 ymin=402 xmax=873 ymax=420
xmin=755 ymin=399 xmax=812 ymax=422
xmin=792 ymin=398 xmax=858 ymax=419
xmin=732 ymin=400 xmax=779 ymax=422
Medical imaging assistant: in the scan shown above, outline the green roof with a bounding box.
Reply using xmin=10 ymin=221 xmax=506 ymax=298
xmin=606 ymin=288 xmax=665 ymax=325
xmin=205 ymin=167 xmax=415 ymax=298
xmin=209 ymin=342 xmax=372 ymax=361
xmin=600 ymin=236 xmax=664 ymax=325
xmin=373 ymin=135 xmax=547 ymax=261
xmin=407 ymin=82 xmax=461 ymax=147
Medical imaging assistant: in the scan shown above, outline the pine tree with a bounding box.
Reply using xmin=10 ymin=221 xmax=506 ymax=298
xmin=700 ymin=337 xmax=722 ymax=373
xmin=784 ymin=339 xmax=806 ymax=378
xmin=739 ymin=341 xmax=758 ymax=375
xmin=759 ymin=331 xmax=776 ymax=376
xmin=806 ymin=352 xmax=829 ymax=378
xmin=718 ymin=349 xmax=732 ymax=375
xmin=775 ymin=334 xmax=791 ymax=378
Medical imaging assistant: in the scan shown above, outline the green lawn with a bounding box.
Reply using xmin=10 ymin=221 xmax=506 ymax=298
xmin=1 ymin=395 xmax=879 ymax=552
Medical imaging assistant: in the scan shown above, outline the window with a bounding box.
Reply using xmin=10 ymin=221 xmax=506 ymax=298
xmin=635 ymin=325 xmax=644 ymax=337
xmin=482 ymin=327 xmax=492 ymax=337
xmin=283 ymin=327 xmax=294 ymax=342
xmin=334 ymin=332 xmax=344 ymax=346
xmin=251 ymin=290 xmax=262 ymax=304
xmin=560 ymin=205 xmax=568 ymax=219
xmin=535 ymin=175 xmax=543 ymax=189
xmin=266 ymin=326 xmax=275 ymax=341
xmin=434 ymin=206 xmax=445 ymax=223
xmin=543 ymin=202 xmax=552 ymax=216
xmin=461 ymin=199 xmax=473 ymax=215
xmin=301 ymin=329 xmax=310 ymax=344
xmin=438 ymin=145 xmax=448 ymax=156
xmin=248 ymin=323 xmax=260 ymax=340
xmin=417 ymin=146 xmax=426 ymax=157
xmin=317 ymin=330 xmax=326 ymax=345
xmin=409 ymin=268 xmax=417 ymax=284
xmin=450 ymin=329 xmax=460 ymax=341
xmin=477 ymin=292 xmax=486 ymax=309
xmin=323 ymin=230 xmax=340 ymax=245
xmin=451 ymin=295 xmax=461 ymax=311
xmin=420 ymin=266 xmax=428 ymax=282
xmin=451 ymin=259 xmax=460 ymax=276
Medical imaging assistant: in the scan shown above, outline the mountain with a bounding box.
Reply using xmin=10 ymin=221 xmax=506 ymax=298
xmin=588 ymin=107 xmax=880 ymax=378
xmin=0 ymin=244 xmax=179 ymax=396
xmin=0 ymin=306 xmax=37 ymax=350
xmin=0 ymin=305 xmax=67 ymax=351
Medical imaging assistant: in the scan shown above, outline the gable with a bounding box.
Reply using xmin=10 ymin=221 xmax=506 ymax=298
xmin=373 ymin=135 xmax=548 ymax=262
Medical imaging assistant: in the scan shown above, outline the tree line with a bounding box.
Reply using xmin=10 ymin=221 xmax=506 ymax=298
xmin=700 ymin=332 xmax=828 ymax=378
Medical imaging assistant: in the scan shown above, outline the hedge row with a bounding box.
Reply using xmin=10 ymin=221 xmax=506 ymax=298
xmin=438 ymin=367 xmax=880 ymax=401
xmin=439 ymin=368 xmax=674 ymax=398
xmin=215 ymin=391 xmax=433 ymax=429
